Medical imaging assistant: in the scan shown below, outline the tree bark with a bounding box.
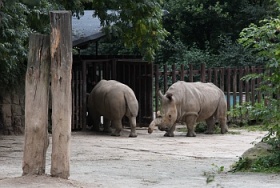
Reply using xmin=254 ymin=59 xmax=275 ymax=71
xmin=49 ymin=11 xmax=72 ymax=179
xmin=22 ymin=34 xmax=50 ymax=175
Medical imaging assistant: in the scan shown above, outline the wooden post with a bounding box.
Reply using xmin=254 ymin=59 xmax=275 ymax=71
xmin=22 ymin=34 xmax=50 ymax=175
xmin=50 ymin=11 xmax=72 ymax=179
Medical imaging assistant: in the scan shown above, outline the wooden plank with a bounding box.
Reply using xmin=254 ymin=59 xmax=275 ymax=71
xmin=245 ymin=66 xmax=250 ymax=102
xmin=189 ymin=64 xmax=193 ymax=82
xmin=232 ymin=67 xmax=237 ymax=107
xmin=214 ymin=68 xmax=218 ymax=86
xmin=82 ymin=61 xmax=87 ymax=130
xmin=251 ymin=66 xmax=256 ymax=106
xmin=23 ymin=33 xmax=50 ymax=176
xmin=207 ymin=68 xmax=212 ymax=83
xmin=164 ymin=64 xmax=168 ymax=92
xmin=239 ymin=68 xmax=244 ymax=105
xmin=154 ymin=65 xmax=159 ymax=116
xmin=200 ymin=64 xmax=206 ymax=82
xmin=172 ymin=64 xmax=176 ymax=83
xmin=226 ymin=68 xmax=231 ymax=110
xmin=180 ymin=64 xmax=184 ymax=81
xmin=50 ymin=11 xmax=72 ymax=179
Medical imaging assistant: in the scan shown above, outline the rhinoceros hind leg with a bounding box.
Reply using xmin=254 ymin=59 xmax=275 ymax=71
xmin=103 ymin=118 xmax=112 ymax=133
xmin=111 ymin=120 xmax=122 ymax=136
xmin=219 ymin=117 xmax=228 ymax=134
xmin=128 ymin=117 xmax=137 ymax=137
xmin=185 ymin=116 xmax=197 ymax=137
xmin=205 ymin=117 xmax=215 ymax=134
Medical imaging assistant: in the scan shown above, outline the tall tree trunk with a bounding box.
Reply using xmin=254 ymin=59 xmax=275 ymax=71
xmin=22 ymin=34 xmax=50 ymax=175
xmin=49 ymin=11 xmax=72 ymax=179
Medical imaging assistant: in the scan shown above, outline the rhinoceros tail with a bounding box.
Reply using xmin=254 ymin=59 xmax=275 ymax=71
xmin=124 ymin=91 xmax=139 ymax=117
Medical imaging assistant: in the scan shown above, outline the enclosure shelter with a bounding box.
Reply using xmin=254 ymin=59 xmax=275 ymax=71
xmin=71 ymin=11 xmax=153 ymax=130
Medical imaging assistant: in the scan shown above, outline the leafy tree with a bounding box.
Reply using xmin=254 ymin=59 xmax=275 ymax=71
xmin=159 ymin=0 xmax=279 ymax=68
xmin=90 ymin=0 xmax=169 ymax=62
xmin=0 ymin=0 xmax=167 ymax=90
xmin=236 ymin=13 xmax=280 ymax=172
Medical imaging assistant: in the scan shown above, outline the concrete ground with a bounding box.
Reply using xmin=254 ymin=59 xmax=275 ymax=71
xmin=0 ymin=126 xmax=280 ymax=188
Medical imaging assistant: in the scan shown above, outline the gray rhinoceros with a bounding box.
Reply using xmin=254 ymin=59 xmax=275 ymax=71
xmin=87 ymin=80 xmax=138 ymax=137
xmin=148 ymin=81 xmax=228 ymax=137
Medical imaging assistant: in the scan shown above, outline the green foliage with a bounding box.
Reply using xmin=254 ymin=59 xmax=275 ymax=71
xmin=231 ymin=153 xmax=280 ymax=173
xmin=155 ymin=0 xmax=280 ymax=69
xmin=0 ymin=1 xmax=30 ymax=89
xmin=234 ymin=9 xmax=280 ymax=172
xmin=91 ymin=0 xmax=169 ymax=62
xmin=0 ymin=0 xmax=63 ymax=90
xmin=228 ymin=102 xmax=266 ymax=125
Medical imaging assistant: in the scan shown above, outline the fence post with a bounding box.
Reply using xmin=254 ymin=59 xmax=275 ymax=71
xmin=50 ymin=11 xmax=72 ymax=179
xmin=22 ymin=34 xmax=50 ymax=176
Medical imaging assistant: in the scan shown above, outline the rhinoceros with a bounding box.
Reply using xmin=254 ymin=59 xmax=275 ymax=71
xmin=148 ymin=81 xmax=228 ymax=137
xmin=87 ymin=80 xmax=139 ymax=137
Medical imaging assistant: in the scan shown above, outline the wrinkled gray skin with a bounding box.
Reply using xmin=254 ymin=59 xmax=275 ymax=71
xmin=87 ymin=80 xmax=139 ymax=137
xmin=155 ymin=81 xmax=228 ymax=137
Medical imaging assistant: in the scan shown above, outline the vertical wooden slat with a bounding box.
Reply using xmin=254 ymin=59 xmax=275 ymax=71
xmin=200 ymin=63 xmax=206 ymax=82
xmin=214 ymin=68 xmax=218 ymax=86
xmin=207 ymin=68 xmax=212 ymax=83
xmin=164 ymin=64 xmax=168 ymax=92
xmin=239 ymin=68 xmax=244 ymax=105
xmin=226 ymin=68 xmax=231 ymax=110
xmin=75 ymin=70 xmax=79 ymax=129
xmin=82 ymin=61 xmax=87 ymax=130
xmin=155 ymin=64 xmax=159 ymax=117
xmin=256 ymin=66 xmax=262 ymax=103
xmin=172 ymin=64 xmax=176 ymax=84
xmin=245 ymin=66 xmax=250 ymax=102
xmin=180 ymin=64 xmax=184 ymax=81
xmin=189 ymin=64 xmax=193 ymax=82
xmin=220 ymin=68 xmax=225 ymax=92
xmin=232 ymin=67 xmax=237 ymax=107
xmin=251 ymin=66 xmax=256 ymax=106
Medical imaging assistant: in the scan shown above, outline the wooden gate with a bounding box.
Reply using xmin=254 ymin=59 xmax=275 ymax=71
xmin=71 ymin=56 xmax=153 ymax=131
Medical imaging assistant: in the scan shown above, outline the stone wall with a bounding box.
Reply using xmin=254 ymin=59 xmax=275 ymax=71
xmin=0 ymin=89 xmax=25 ymax=135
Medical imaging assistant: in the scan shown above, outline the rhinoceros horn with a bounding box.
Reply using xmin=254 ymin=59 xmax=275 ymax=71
xmin=158 ymin=90 xmax=164 ymax=99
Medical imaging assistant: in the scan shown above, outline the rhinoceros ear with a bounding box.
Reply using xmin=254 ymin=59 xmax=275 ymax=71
xmin=166 ymin=93 xmax=173 ymax=101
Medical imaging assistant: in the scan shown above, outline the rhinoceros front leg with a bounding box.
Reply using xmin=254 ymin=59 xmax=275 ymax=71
xmin=164 ymin=124 xmax=176 ymax=137
xmin=185 ymin=115 xmax=197 ymax=137
xmin=128 ymin=116 xmax=137 ymax=137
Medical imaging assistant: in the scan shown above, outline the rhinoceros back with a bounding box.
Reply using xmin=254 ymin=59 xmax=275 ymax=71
xmin=88 ymin=80 xmax=138 ymax=119
xmin=166 ymin=81 xmax=226 ymax=121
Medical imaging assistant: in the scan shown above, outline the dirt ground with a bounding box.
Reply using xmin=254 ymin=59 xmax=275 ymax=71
xmin=1 ymin=126 xmax=280 ymax=188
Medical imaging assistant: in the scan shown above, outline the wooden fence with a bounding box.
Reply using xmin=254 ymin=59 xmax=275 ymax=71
xmin=154 ymin=63 xmax=264 ymax=114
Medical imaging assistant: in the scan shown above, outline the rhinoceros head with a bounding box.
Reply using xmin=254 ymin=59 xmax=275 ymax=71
xmin=158 ymin=90 xmax=177 ymax=132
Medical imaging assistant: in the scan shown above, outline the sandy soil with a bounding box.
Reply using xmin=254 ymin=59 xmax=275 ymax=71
xmin=1 ymin=126 xmax=280 ymax=188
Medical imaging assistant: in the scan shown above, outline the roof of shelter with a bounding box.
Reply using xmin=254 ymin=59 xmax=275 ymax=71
xmin=72 ymin=10 xmax=105 ymax=48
